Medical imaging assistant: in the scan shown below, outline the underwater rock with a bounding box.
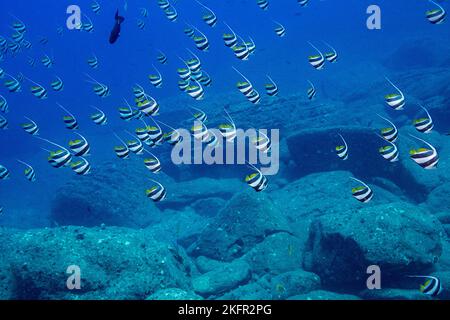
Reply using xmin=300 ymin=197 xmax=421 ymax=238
xmin=267 ymin=270 xmax=321 ymax=300
xmin=187 ymin=191 xmax=291 ymax=261
xmin=191 ymin=197 xmax=227 ymax=217
xmin=303 ymin=202 xmax=443 ymax=288
xmin=192 ymin=260 xmax=251 ymax=297
xmin=288 ymin=290 xmax=361 ymax=300
xmin=146 ymin=288 xmax=203 ymax=300
xmin=217 ymin=282 xmax=272 ymax=300
xmin=240 ymin=233 xmax=303 ymax=276
xmin=426 ymin=183 xmax=450 ymax=214
xmin=360 ymin=288 xmax=431 ymax=300
xmin=195 ymin=256 xmax=228 ymax=274
xmin=382 ymin=38 xmax=448 ymax=71
xmin=0 ymin=226 xmax=192 ymax=299
xmin=51 ymin=161 xmax=162 ymax=228
xmin=160 ymin=178 xmax=241 ymax=210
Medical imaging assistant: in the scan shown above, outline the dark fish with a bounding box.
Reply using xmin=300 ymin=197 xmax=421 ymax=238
xmin=109 ymin=10 xmax=125 ymax=44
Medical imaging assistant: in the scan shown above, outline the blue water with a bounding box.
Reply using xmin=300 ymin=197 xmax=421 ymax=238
xmin=0 ymin=0 xmax=449 ymax=300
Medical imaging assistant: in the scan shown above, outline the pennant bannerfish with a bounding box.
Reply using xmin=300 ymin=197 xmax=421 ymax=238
xmin=350 ymin=177 xmax=373 ymax=203
xmin=16 ymin=159 xmax=36 ymax=182
xmin=308 ymin=42 xmax=325 ymax=70
xmin=69 ymin=132 xmax=91 ymax=157
xmin=336 ymin=134 xmax=349 ymax=160
xmin=245 ymin=163 xmax=268 ymax=192
xmin=113 ymin=133 xmax=130 ymax=159
xmin=377 ymin=114 xmax=398 ymax=143
xmin=409 ymin=134 xmax=439 ymax=169
xmin=377 ymin=134 xmax=399 ymax=162
xmin=35 ymin=137 xmax=72 ymax=168
xmin=384 ymin=77 xmax=405 ymax=110
xmin=146 ymin=179 xmax=167 ymax=202
xmin=265 ymin=75 xmax=279 ymax=96
xmin=196 ymin=0 xmax=218 ymax=27
xmin=408 ymin=275 xmax=443 ymax=297
xmin=21 ymin=116 xmax=39 ymax=135
xmin=90 ymin=106 xmax=107 ymax=125
xmin=426 ymin=0 xmax=446 ymax=24
xmin=57 ymin=103 xmax=79 ymax=130
xmin=307 ymin=80 xmax=316 ymax=100
xmin=413 ymin=104 xmax=434 ymax=134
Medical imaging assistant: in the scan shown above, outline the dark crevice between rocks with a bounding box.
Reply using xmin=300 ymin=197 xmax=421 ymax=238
xmin=286 ymin=127 xmax=430 ymax=203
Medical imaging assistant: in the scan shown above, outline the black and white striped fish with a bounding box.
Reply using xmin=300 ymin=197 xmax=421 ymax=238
xmin=273 ymin=21 xmax=286 ymax=37
xmin=223 ymin=22 xmax=238 ymax=48
xmin=57 ymin=103 xmax=79 ymax=130
xmin=336 ymin=134 xmax=349 ymax=160
xmin=143 ymin=150 xmax=162 ymax=174
xmin=0 ymin=164 xmax=10 ymax=180
xmin=245 ymin=164 xmax=268 ymax=192
xmin=377 ymin=114 xmax=398 ymax=143
xmin=85 ymin=74 xmax=110 ymax=98
xmin=21 ymin=116 xmax=39 ymax=135
xmin=409 ymin=134 xmax=439 ymax=169
xmin=196 ymin=0 xmax=218 ymax=27
xmin=413 ymin=104 xmax=434 ymax=134
xmin=51 ymin=76 xmax=64 ymax=91
xmin=69 ymin=133 xmax=90 ymax=157
xmin=146 ymin=179 xmax=167 ymax=202
xmin=148 ymin=65 xmax=163 ymax=88
xmin=265 ymin=75 xmax=279 ymax=96
xmin=408 ymin=275 xmax=442 ymax=297
xmin=90 ymin=106 xmax=107 ymax=125
xmin=0 ymin=95 xmax=8 ymax=113
xmin=17 ymin=159 xmax=36 ymax=182
xmin=114 ymin=133 xmax=130 ymax=159
xmin=71 ymin=157 xmax=91 ymax=175
xmin=219 ymin=109 xmax=237 ymax=142
xmin=377 ymin=134 xmax=399 ymax=162
xmin=252 ymin=131 xmax=271 ymax=153
xmin=350 ymin=177 xmax=373 ymax=203
xmin=426 ymin=0 xmax=446 ymax=24
xmin=36 ymin=137 xmax=72 ymax=168
xmin=384 ymin=77 xmax=405 ymax=110
xmin=307 ymin=80 xmax=316 ymax=100
xmin=308 ymin=42 xmax=325 ymax=70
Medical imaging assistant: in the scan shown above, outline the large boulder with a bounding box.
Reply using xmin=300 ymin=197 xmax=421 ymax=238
xmin=0 ymin=226 xmax=193 ymax=299
xmin=187 ymin=191 xmax=292 ymax=261
xmin=51 ymin=160 xmax=162 ymax=228
xmin=266 ymin=270 xmax=321 ymax=300
xmin=240 ymin=233 xmax=304 ymax=276
xmin=192 ymin=260 xmax=251 ymax=297
xmin=303 ymin=202 xmax=443 ymax=288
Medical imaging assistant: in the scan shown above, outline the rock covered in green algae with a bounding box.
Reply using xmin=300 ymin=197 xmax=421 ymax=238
xmin=288 ymin=290 xmax=361 ymax=300
xmin=187 ymin=191 xmax=292 ymax=261
xmin=51 ymin=160 xmax=163 ymax=228
xmin=146 ymin=288 xmax=203 ymax=300
xmin=0 ymin=226 xmax=193 ymax=299
xmin=192 ymin=260 xmax=252 ymax=297
xmin=303 ymin=202 xmax=444 ymax=288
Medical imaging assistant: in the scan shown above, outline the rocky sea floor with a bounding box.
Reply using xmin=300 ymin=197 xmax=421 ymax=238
xmin=1 ymin=52 xmax=450 ymax=300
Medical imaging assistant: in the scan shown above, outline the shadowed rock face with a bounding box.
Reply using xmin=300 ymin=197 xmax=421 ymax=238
xmin=303 ymin=201 xmax=443 ymax=289
xmin=50 ymin=160 xmax=162 ymax=228
xmin=286 ymin=127 xmax=431 ymax=202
